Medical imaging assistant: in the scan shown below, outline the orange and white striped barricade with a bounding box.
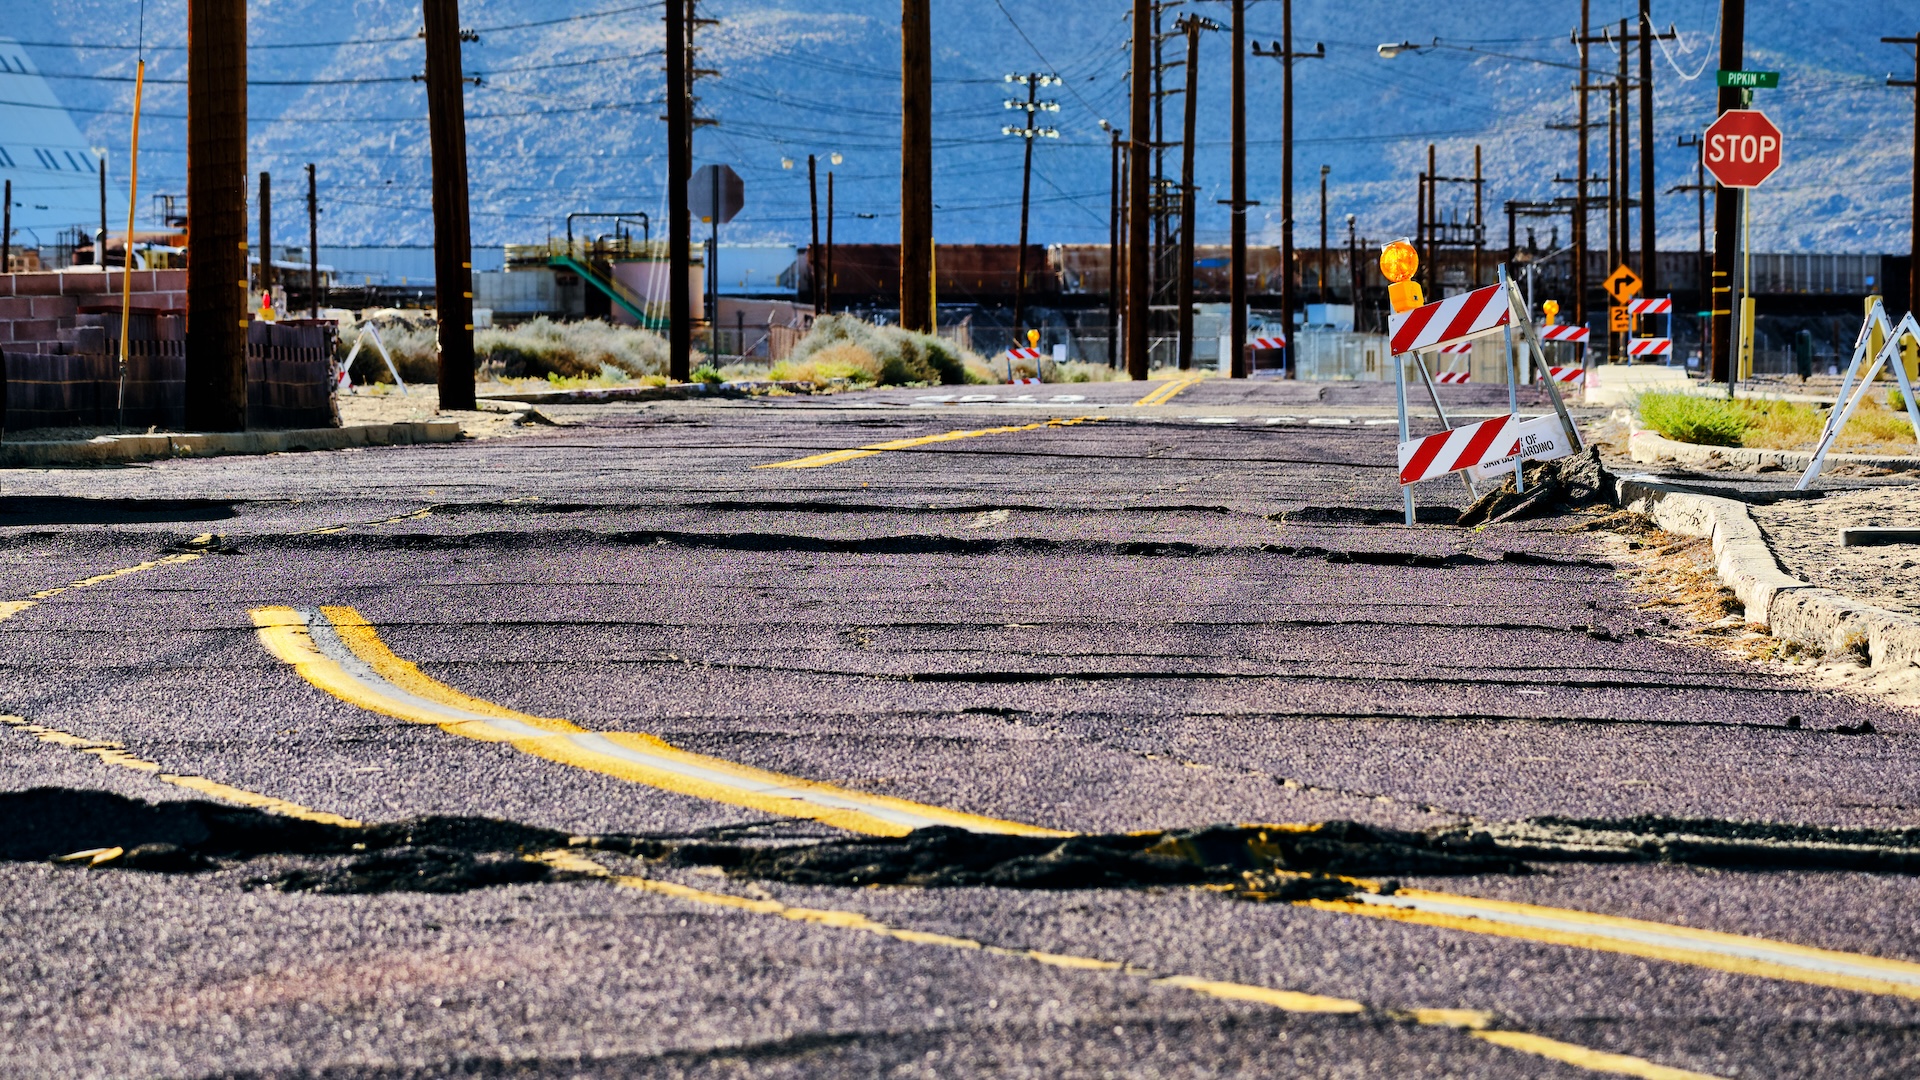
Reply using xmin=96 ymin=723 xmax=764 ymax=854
xmin=1386 ymin=267 xmax=1584 ymax=524
xmin=1546 ymin=366 xmax=1586 ymax=383
xmin=1003 ymin=345 xmax=1043 ymax=383
xmin=1798 ymin=300 xmax=1920 ymax=488
xmin=1626 ymin=338 xmax=1672 ymax=359
xmin=1431 ymin=341 xmax=1472 ymax=383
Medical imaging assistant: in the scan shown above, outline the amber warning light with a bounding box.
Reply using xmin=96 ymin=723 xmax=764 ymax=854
xmin=1380 ymin=239 xmax=1424 ymax=314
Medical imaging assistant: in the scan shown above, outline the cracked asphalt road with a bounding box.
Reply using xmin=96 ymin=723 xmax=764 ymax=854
xmin=3 ymin=376 xmax=1918 ymax=1078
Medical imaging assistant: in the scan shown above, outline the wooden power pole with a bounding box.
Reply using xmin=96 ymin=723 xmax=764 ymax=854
xmin=667 ymin=0 xmax=691 ymax=379
xmin=1228 ymin=0 xmax=1248 ymax=378
xmin=306 ymin=163 xmax=318 ymax=318
xmin=1128 ymin=0 xmax=1151 ymax=379
xmin=1174 ymin=17 xmax=1209 ymax=370
xmin=184 ymin=0 xmax=248 ymax=432
xmin=900 ymin=0 xmax=933 ymax=334
xmin=1710 ymin=0 xmax=1745 ymax=383
xmin=1887 ymin=33 xmax=1920 ymax=316
xmin=423 ymin=0 xmax=475 ymax=411
xmin=1638 ymin=0 xmax=1657 ymax=293
xmin=257 ymin=170 xmax=271 ymax=306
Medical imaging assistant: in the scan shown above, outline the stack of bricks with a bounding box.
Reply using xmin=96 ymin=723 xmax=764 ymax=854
xmin=0 ymin=269 xmax=188 ymax=353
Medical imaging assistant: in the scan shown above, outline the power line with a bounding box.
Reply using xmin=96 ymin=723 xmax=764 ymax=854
xmin=1 ymin=1 xmax=668 ymax=52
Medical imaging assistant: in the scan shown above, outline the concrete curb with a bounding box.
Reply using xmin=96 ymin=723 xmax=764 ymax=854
xmin=477 ymin=380 xmax=819 ymax=406
xmin=1628 ymin=428 xmax=1920 ymax=473
xmin=1615 ymin=476 xmax=1920 ymax=670
xmin=0 ymin=421 xmax=463 ymax=468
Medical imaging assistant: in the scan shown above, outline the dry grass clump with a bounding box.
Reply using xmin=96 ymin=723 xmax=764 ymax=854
xmin=1636 ymin=390 xmax=1914 ymax=453
xmin=770 ymin=315 xmax=995 ymax=388
xmin=1833 ymin=396 xmax=1918 ymax=451
xmin=769 ymin=340 xmax=884 ymax=388
xmin=339 ymin=316 xmax=674 ymax=386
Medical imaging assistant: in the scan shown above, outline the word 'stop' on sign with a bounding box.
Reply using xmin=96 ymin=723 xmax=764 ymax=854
xmin=1703 ymin=109 xmax=1783 ymax=189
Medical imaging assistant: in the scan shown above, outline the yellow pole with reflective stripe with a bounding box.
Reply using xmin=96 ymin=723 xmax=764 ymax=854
xmin=117 ymin=57 xmax=145 ymax=421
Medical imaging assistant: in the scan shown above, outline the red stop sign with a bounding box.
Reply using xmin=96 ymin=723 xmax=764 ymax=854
xmin=1703 ymin=109 xmax=1783 ymax=188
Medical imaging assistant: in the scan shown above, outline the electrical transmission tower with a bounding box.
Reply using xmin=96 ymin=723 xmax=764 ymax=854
xmin=1002 ymin=73 xmax=1061 ymax=332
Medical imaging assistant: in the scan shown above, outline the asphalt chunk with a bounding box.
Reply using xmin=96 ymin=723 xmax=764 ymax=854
xmin=661 ymin=822 xmax=1528 ymax=891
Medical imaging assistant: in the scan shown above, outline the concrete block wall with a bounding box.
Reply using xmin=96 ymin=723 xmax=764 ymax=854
xmin=0 ymin=269 xmax=188 ymax=352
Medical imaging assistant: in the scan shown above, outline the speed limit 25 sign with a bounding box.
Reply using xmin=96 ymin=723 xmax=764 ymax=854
xmin=1703 ymin=109 xmax=1783 ymax=189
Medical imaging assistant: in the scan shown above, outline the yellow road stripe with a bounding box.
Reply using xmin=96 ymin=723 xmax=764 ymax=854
xmin=1471 ymin=1030 xmax=1719 ymax=1080
xmin=0 ymin=550 xmax=204 ymax=625
xmin=1309 ymin=887 xmax=1920 ymax=1002
xmin=756 ymin=416 xmax=1101 ymax=469
xmin=534 ymin=850 xmax=1717 ymax=1079
xmin=253 ymin=606 xmax=1065 ymax=839
xmin=1132 ymin=376 xmax=1205 ymax=407
xmin=0 ymin=715 xmax=362 ymax=828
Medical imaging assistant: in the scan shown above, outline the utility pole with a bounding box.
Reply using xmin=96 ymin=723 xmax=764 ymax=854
xmin=1173 ymin=17 xmax=1213 ymax=370
xmin=1226 ymin=0 xmax=1251 ymax=378
xmin=184 ymin=0 xmax=248 ymax=432
xmin=1128 ymin=0 xmax=1151 ymax=379
xmin=1887 ymin=33 xmax=1920 ymax=316
xmin=901 ymin=0 xmax=933 ymax=334
xmin=1004 ymin=72 xmax=1060 ymax=333
xmin=306 ymin=163 xmax=318 ymax=318
xmin=666 ymin=0 xmax=692 ymax=379
xmin=423 ymin=0 xmax=475 ymax=411
xmin=1106 ymin=123 xmax=1121 ymax=369
xmin=1638 ymin=0 xmax=1657 ymax=292
xmin=1346 ymin=214 xmax=1358 ymax=329
xmin=98 ymin=158 xmax=107 ymax=266
xmin=807 ymin=153 xmax=821 ymax=312
xmin=825 ymin=169 xmax=835 ymax=315
xmin=1671 ymin=135 xmax=1709 ymax=352
xmin=1710 ymin=0 xmax=1745 ymax=384
xmin=1318 ymin=164 xmax=1329 ymax=301
xmin=257 ymin=170 xmax=270 ymax=306
xmin=1253 ymin=6 xmax=1324 ymax=378
xmin=1617 ymin=19 xmax=1631 ymax=281
xmin=1574 ymin=0 xmax=1591 ymax=331
xmin=1472 ymin=146 xmax=1483 ymax=285
xmin=2 ymin=179 xmax=11 ymax=273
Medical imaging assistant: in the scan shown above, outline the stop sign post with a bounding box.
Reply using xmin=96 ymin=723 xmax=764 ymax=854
xmin=1703 ymin=109 xmax=1783 ymax=394
xmin=1703 ymin=109 xmax=1783 ymax=189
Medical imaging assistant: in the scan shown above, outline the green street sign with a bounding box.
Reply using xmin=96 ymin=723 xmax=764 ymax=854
xmin=1717 ymin=70 xmax=1780 ymax=89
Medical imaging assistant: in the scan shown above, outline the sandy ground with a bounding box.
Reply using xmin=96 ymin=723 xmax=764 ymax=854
xmin=1753 ymin=485 xmax=1920 ymax=617
xmin=336 ymin=386 xmax=558 ymax=441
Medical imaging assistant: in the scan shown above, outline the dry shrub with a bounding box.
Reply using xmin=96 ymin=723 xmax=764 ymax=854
xmin=769 ymin=340 xmax=883 ymax=388
xmin=340 ymin=316 xmax=672 ymax=386
xmin=1834 ymin=396 xmax=1917 ymax=450
xmin=778 ymin=314 xmax=990 ymax=387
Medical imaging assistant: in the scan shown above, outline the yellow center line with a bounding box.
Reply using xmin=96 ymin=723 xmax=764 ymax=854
xmin=534 ymin=849 xmax=1719 ymax=1080
xmin=0 ymin=547 xmax=206 ymax=625
xmin=246 ymin=608 xmax=1920 ymax=1004
xmin=252 ymin=605 xmax=1064 ymax=839
xmin=0 ymin=715 xmax=361 ymax=828
xmin=756 ymin=415 xmax=1102 ymax=469
xmin=1307 ymin=887 xmax=1920 ymax=1002
xmin=1132 ymin=375 xmax=1205 ymax=407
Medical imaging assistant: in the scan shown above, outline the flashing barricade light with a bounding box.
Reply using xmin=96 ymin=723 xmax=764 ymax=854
xmin=1380 ymin=239 xmax=1424 ymax=314
xmin=1027 ymin=329 xmax=1041 ymax=348
xmin=1543 ymin=299 xmax=1560 ymax=326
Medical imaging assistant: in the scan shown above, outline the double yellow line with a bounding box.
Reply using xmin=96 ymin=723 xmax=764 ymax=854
xmin=1132 ymin=374 xmax=1205 ymax=407
xmin=251 ymin=606 xmax=1061 ymax=838
xmin=244 ymin=607 xmax=1920 ymax=1005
